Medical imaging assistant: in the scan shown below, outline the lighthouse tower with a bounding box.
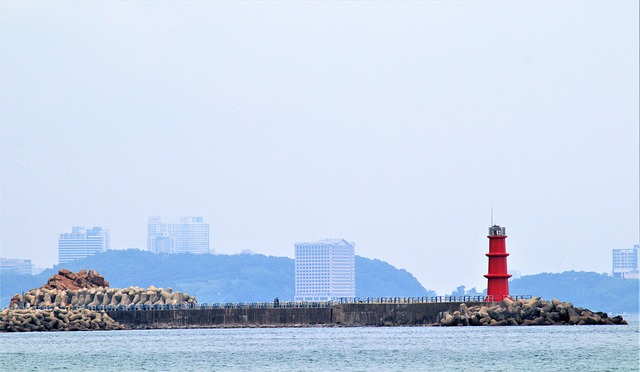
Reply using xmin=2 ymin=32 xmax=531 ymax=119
xmin=484 ymin=225 xmax=512 ymax=301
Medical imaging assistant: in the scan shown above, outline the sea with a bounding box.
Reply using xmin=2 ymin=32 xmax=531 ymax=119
xmin=1 ymin=318 xmax=639 ymax=371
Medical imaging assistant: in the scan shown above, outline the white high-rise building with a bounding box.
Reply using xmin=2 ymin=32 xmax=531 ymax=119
xmin=58 ymin=226 xmax=110 ymax=264
xmin=147 ymin=216 xmax=211 ymax=254
xmin=612 ymin=245 xmax=639 ymax=279
xmin=294 ymin=238 xmax=355 ymax=301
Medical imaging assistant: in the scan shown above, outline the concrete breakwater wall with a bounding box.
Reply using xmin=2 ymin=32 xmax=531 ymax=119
xmin=106 ymin=302 xmax=467 ymax=329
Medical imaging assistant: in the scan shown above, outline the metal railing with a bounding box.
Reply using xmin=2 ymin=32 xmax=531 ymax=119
xmin=15 ymin=295 xmax=532 ymax=312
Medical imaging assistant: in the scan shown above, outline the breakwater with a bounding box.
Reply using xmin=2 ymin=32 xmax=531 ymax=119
xmin=439 ymin=298 xmax=627 ymax=326
xmin=105 ymin=297 xmax=627 ymax=329
xmin=3 ymin=297 xmax=627 ymax=331
xmin=0 ymin=307 xmax=124 ymax=332
xmin=106 ymin=302 xmax=468 ymax=328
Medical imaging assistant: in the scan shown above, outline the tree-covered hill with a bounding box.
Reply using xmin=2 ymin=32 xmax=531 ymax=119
xmin=509 ymin=271 xmax=638 ymax=314
xmin=1 ymin=250 xmax=433 ymax=306
xmin=450 ymin=272 xmax=638 ymax=314
xmin=356 ymin=257 xmax=434 ymax=298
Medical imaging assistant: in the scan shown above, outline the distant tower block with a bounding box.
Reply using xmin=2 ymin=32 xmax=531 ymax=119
xmin=484 ymin=225 xmax=512 ymax=301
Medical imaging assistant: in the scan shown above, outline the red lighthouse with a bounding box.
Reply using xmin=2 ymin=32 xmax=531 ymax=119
xmin=484 ymin=225 xmax=512 ymax=301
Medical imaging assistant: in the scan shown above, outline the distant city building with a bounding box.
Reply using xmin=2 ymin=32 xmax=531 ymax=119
xmin=0 ymin=258 xmax=33 ymax=275
xmin=147 ymin=216 xmax=211 ymax=254
xmin=294 ymin=238 xmax=355 ymax=301
xmin=58 ymin=226 xmax=110 ymax=264
xmin=612 ymin=245 xmax=639 ymax=279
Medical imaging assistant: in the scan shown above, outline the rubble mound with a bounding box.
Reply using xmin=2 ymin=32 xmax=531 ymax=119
xmin=439 ymin=297 xmax=627 ymax=326
xmin=0 ymin=308 xmax=125 ymax=332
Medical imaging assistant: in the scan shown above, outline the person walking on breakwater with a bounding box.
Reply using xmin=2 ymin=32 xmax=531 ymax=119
xmin=274 ymin=297 xmax=280 ymax=308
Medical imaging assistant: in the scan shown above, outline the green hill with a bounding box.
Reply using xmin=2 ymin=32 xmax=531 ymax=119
xmin=450 ymin=272 xmax=638 ymax=314
xmin=509 ymin=271 xmax=639 ymax=314
xmin=0 ymin=250 xmax=433 ymax=306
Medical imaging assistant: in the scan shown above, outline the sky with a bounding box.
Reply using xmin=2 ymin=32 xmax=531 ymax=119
xmin=1 ymin=1 xmax=638 ymax=295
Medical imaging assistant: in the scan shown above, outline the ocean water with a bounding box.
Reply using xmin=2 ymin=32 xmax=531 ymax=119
xmin=1 ymin=320 xmax=638 ymax=371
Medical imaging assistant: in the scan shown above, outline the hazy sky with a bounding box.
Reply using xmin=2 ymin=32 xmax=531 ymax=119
xmin=1 ymin=1 xmax=638 ymax=294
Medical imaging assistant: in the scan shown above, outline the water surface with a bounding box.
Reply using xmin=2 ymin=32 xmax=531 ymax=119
xmin=1 ymin=321 xmax=638 ymax=371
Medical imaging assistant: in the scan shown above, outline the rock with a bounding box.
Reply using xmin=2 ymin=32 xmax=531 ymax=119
xmin=42 ymin=269 xmax=109 ymax=291
xmin=488 ymin=308 xmax=505 ymax=321
xmin=610 ymin=315 xmax=624 ymax=325
xmin=469 ymin=315 xmax=479 ymax=326
xmin=443 ymin=315 xmax=458 ymax=326
xmin=69 ymin=313 xmax=83 ymax=321
xmin=569 ymin=315 xmax=581 ymax=325
xmin=567 ymin=307 xmax=579 ymax=318
xmin=530 ymin=317 xmax=543 ymax=325
xmin=460 ymin=315 xmax=470 ymax=326
xmin=521 ymin=304 xmax=534 ymax=319
xmin=459 ymin=303 xmax=470 ymax=316
xmin=545 ymin=312 xmax=560 ymax=322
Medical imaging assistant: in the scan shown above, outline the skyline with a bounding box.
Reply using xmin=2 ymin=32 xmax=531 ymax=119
xmin=1 ymin=2 xmax=638 ymax=294
xmin=2 ymin=217 xmax=637 ymax=293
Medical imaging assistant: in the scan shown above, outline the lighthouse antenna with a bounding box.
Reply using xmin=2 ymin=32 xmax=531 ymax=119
xmin=491 ymin=208 xmax=493 ymax=226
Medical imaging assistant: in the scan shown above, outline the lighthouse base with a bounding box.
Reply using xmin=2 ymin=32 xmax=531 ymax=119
xmin=484 ymin=273 xmax=512 ymax=302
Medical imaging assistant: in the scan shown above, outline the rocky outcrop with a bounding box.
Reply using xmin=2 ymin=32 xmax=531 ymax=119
xmin=10 ymin=285 xmax=196 ymax=309
xmin=438 ymin=298 xmax=627 ymax=326
xmin=0 ymin=307 xmax=125 ymax=332
xmin=43 ymin=269 xmax=109 ymax=291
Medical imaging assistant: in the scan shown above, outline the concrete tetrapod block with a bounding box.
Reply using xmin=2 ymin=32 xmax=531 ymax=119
xmin=101 ymin=292 xmax=112 ymax=307
xmin=160 ymin=291 xmax=170 ymax=301
xmin=121 ymin=293 xmax=131 ymax=306
xmin=139 ymin=292 xmax=149 ymax=305
xmin=109 ymin=291 xmax=122 ymax=306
